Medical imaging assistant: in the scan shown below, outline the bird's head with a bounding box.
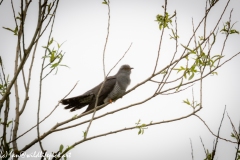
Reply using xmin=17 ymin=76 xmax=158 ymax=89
xmin=118 ymin=64 xmax=133 ymax=75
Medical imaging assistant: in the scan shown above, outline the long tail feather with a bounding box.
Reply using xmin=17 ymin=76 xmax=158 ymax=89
xmin=61 ymin=94 xmax=94 ymax=112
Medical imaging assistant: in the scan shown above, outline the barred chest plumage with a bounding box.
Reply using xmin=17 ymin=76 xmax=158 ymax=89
xmin=104 ymin=82 xmax=125 ymax=103
xmin=104 ymin=72 xmax=131 ymax=103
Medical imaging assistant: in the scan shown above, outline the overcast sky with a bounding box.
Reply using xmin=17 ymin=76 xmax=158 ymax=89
xmin=1 ymin=0 xmax=240 ymax=159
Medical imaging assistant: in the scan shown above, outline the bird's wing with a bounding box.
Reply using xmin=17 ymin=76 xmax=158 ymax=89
xmin=83 ymin=76 xmax=116 ymax=112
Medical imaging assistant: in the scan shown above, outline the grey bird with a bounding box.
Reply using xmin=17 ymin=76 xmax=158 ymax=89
xmin=61 ymin=64 xmax=133 ymax=113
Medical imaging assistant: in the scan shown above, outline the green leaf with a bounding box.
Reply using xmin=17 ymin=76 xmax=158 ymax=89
xmin=16 ymin=13 xmax=22 ymax=21
xmin=183 ymin=99 xmax=190 ymax=105
xmin=138 ymin=129 xmax=141 ymax=135
xmin=51 ymin=63 xmax=59 ymax=68
xmin=66 ymin=145 xmax=74 ymax=152
xmin=176 ymin=78 xmax=183 ymax=91
xmin=50 ymin=52 xmax=55 ymax=63
xmin=7 ymin=120 xmax=12 ymax=127
xmin=3 ymin=27 xmax=14 ymax=32
xmin=211 ymin=33 xmax=216 ymax=45
xmin=42 ymin=46 xmax=52 ymax=55
xmin=72 ymin=114 xmax=78 ymax=119
xmin=14 ymin=26 xmax=18 ymax=35
xmin=181 ymin=44 xmax=194 ymax=52
xmin=3 ymin=26 xmax=18 ymax=35
xmin=57 ymin=42 xmax=61 ymax=49
xmin=102 ymin=0 xmax=108 ymax=4
xmin=173 ymin=66 xmax=186 ymax=74
xmin=59 ymin=64 xmax=70 ymax=68
xmin=160 ymin=70 xmax=167 ymax=74
xmin=155 ymin=12 xmax=172 ymax=30
xmin=188 ymin=73 xmax=194 ymax=80
xmin=211 ymin=72 xmax=218 ymax=75
xmin=199 ymin=36 xmax=204 ymax=41
xmin=169 ymin=29 xmax=179 ymax=40
xmin=135 ymin=119 xmax=141 ymax=125
xmin=212 ymin=55 xmax=224 ymax=64
xmin=230 ymin=29 xmax=239 ymax=34
xmin=42 ymin=55 xmax=50 ymax=59
xmin=183 ymin=72 xmax=187 ymax=79
xmin=48 ymin=37 xmax=54 ymax=46
xmin=195 ymin=103 xmax=200 ymax=108
xmin=59 ymin=144 xmax=64 ymax=153
xmin=83 ymin=131 xmax=87 ymax=139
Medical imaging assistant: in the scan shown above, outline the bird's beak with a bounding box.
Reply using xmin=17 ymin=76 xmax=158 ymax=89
xmin=130 ymin=67 xmax=134 ymax=70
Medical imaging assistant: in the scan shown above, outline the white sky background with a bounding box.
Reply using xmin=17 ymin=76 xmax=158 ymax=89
xmin=0 ymin=0 xmax=240 ymax=159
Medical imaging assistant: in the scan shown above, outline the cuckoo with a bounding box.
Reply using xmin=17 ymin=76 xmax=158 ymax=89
xmin=61 ymin=64 xmax=133 ymax=113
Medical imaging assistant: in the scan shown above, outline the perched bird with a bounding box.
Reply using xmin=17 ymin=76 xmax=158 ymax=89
xmin=61 ymin=64 xmax=133 ymax=113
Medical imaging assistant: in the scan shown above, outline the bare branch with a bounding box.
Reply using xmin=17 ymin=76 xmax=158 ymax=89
xmin=58 ymin=107 xmax=202 ymax=159
xmin=10 ymin=81 xmax=79 ymax=145
xmin=47 ymin=50 xmax=240 ymax=135
xmin=195 ymin=110 xmax=236 ymax=144
xmin=0 ymin=0 xmax=4 ymax=5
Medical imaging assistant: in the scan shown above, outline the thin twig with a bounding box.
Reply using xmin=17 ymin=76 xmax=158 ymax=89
xmin=21 ymin=0 xmax=26 ymax=52
xmin=204 ymin=0 xmax=208 ymax=39
xmin=19 ymin=38 xmax=37 ymax=115
xmin=36 ymin=0 xmax=60 ymax=153
xmin=190 ymin=138 xmax=194 ymax=160
xmin=200 ymin=136 xmax=207 ymax=155
xmin=217 ymin=9 xmax=233 ymax=66
xmin=12 ymin=0 xmax=22 ymax=152
xmin=195 ymin=112 xmax=236 ymax=143
xmin=1 ymin=95 xmax=10 ymax=154
xmin=150 ymin=75 xmax=182 ymax=84
xmin=0 ymin=57 xmax=7 ymax=95
xmin=36 ymin=1 xmax=46 ymax=153
xmin=107 ymin=42 xmax=132 ymax=76
xmin=102 ymin=0 xmax=111 ymax=78
xmin=11 ymin=0 xmax=27 ymax=90
xmin=160 ymin=84 xmax=194 ymax=95
xmin=153 ymin=0 xmax=167 ymax=74
xmin=212 ymin=105 xmax=227 ymax=159
xmin=235 ymin=122 xmax=240 ymax=160
xmin=227 ymin=112 xmax=239 ymax=140
xmin=84 ymin=0 xmax=111 ymax=139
